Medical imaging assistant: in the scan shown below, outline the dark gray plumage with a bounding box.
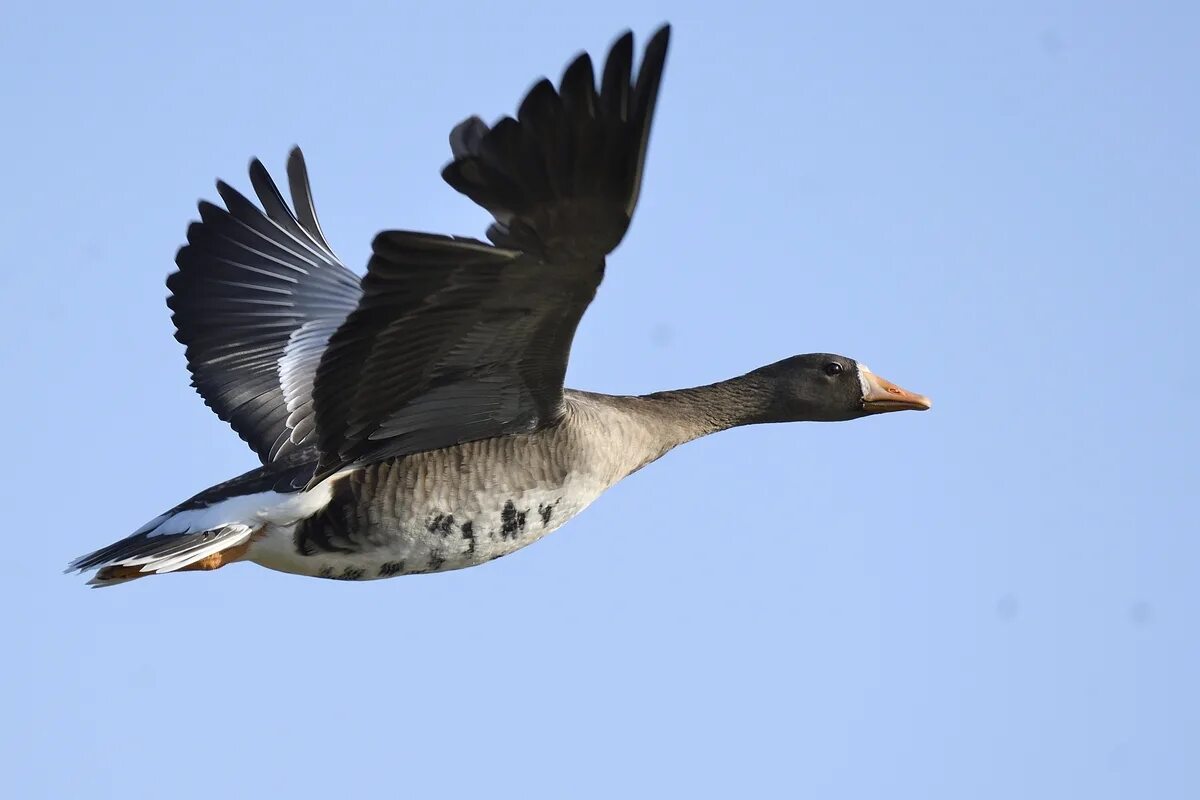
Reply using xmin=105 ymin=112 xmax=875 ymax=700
xmin=68 ymin=23 xmax=930 ymax=588
xmin=310 ymin=25 xmax=670 ymax=481
xmin=168 ymin=149 xmax=362 ymax=464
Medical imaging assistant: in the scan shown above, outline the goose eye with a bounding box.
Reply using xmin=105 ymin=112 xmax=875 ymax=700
xmin=824 ymin=362 xmax=843 ymax=376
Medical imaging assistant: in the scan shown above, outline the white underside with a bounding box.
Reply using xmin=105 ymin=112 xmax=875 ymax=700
xmin=136 ymin=480 xmax=337 ymax=539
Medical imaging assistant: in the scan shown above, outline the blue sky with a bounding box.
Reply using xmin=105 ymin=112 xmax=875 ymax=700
xmin=2 ymin=1 xmax=1197 ymax=797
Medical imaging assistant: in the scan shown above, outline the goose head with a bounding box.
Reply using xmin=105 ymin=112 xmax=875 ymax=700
xmin=750 ymin=353 xmax=931 ymax=423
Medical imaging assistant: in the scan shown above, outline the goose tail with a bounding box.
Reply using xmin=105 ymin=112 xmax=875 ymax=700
xmin=68 ymin=519 xmax=259 ymax=588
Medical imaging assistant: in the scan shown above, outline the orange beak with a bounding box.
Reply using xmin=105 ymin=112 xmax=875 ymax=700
xmin=861 ymin=368 xmax=932 ymax=413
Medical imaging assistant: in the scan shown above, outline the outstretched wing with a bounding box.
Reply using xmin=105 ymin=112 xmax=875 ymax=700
xmin=168 ymin=148 xmax=362 ymax=464
xmin=309 ymin=25 xmax=671 ymax=480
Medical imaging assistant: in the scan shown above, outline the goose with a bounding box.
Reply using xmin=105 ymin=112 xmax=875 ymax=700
xmin=69 ymin=24 xmax=930 ymax=587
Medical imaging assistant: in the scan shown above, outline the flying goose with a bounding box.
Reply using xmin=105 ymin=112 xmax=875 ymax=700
xmin=69 ymin=24 xmax=930 ymax=587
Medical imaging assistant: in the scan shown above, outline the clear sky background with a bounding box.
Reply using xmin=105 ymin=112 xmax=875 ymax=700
xmin=2 ymin=1 xmax=1196 ymax=797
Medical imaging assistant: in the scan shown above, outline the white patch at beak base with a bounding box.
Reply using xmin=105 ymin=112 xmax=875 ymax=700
xmin=856 ymin=363 xmax=873 ymax=403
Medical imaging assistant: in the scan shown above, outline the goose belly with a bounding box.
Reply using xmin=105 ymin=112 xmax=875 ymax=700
xmin=248 ymin=469 xmax=610 ymax=581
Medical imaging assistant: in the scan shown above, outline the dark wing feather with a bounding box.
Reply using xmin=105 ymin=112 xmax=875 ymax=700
xmin=168 ymin=148 xmax=362 ymax=464
xmin=309 ymin=25 xmax=670 ymax=481
xmin=442 ymin=24 xmax=669 ymax=259
xmin=310 ymin=233 xmax=599 ymax=479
